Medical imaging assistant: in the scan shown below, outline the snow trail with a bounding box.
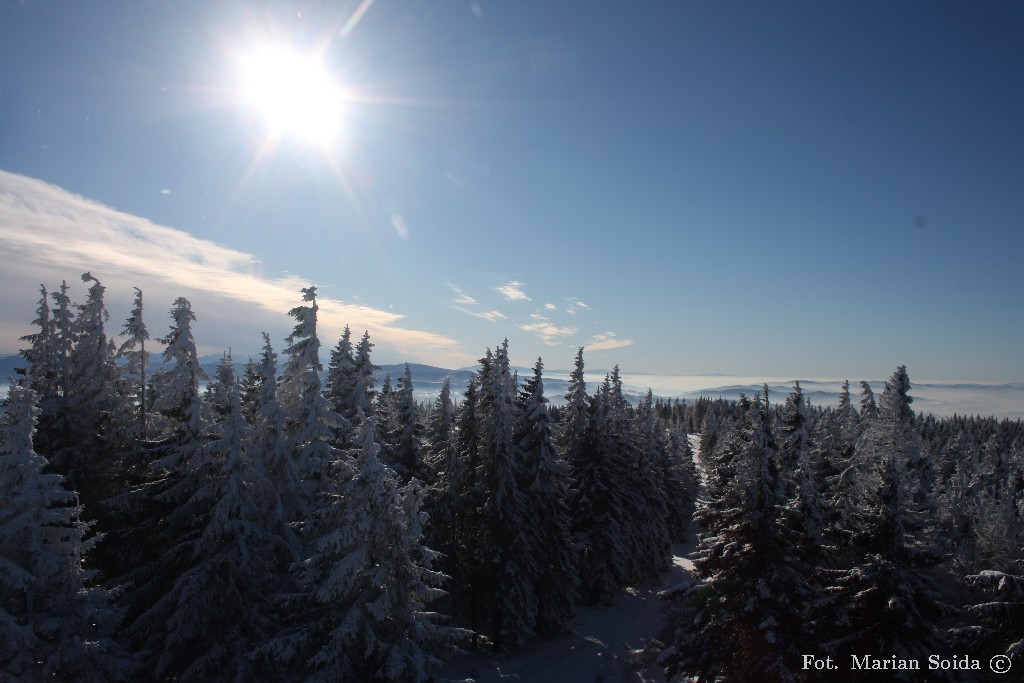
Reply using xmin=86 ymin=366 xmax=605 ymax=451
xmin=433 ymin=436 xmax=705 ymax=683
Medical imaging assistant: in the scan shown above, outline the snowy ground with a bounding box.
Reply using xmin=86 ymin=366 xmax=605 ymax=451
xmin=433 ymin=540 xmax=697 ymax=683
xmin=433 ymin=436 xmax=705 ymax=683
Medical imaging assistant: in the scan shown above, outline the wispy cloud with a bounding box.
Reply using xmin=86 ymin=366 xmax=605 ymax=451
xmin=544 ymin=303 xmax=558 ymax=311
xmin=587 ymin=331 xmax=633 ymax=351
xmin=566 ymin=297 xmax=589 ymax=315
xmin=457 ymin=307 xmax=506 ymax=322
xmin=497 ymin=280 xmax=530 ymax=302
xmin=0 ymin=170 xmax=468 ymax=364
xmin=447 ymin=283 xmax=478 ymax=306
xmin=519 ymin=321 xmax=577 ymax=346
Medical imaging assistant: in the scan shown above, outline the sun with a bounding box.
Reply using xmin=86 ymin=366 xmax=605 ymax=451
xmin=236 ymin=45 xmax=347 ymax=147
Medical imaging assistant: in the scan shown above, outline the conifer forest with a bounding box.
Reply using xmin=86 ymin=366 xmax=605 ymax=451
xmin=3 ymin=274 xmax=1023 ymax=683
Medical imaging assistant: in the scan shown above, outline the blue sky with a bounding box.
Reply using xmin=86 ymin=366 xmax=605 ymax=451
xmin=1 ymin=0 xmax=1022 ymax=381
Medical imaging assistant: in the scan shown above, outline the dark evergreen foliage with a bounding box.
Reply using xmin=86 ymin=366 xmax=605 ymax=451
xmin=9 ymin=278 xmax=1024 ymax=682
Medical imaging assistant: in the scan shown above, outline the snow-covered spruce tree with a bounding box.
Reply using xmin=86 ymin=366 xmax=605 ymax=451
xmin=374 ymin=373 xmax=400 ymax=470
xmin=278 ymin=286 xmax=345 ymax=490
xmin=778 ymin=382 xmax=823 ymax=557
xmin=558 ymin=347 xmax=592 ymax=537
xmin=514 ymin=358 xmax=577 ymax=632
xmin=149 ymin=297 xmax=207 ymax=473
xmin=63 ymin=273 xmax=125 ymax=507
xmin=49 ymin=280 xmax=77 ymax=396
xmin=859 ymin=380 xmax=877 ymax=421
xmin=953 ymin=569 xmax=1024 ymax=669
xmin=393 ymin=363 xmax=425 ymax=483
xmin=250 ymin=332 xmax=307 ymax=526
xmin=877 ymin=365 xmax=934 ymax=505
xmin=596 ymin=365 xmax=674 ymax=584
xmin=263 ymin=413 xmax=465 ymax=682
xmin=818 ymin=382 xmax=858 ymax=541
xmin=0 ymin=386 xmax=127 ymax=682
xmin=933 ymin=435 xmax=976 ymax=571
xmin=202 ymin=350 xmax=235 ymax=425
xmin=559 ymin=348 xmax=590 ymax=471
xmin=17 ymin=285 xmax=55 ymax=399
xmin=117 ymin=286 xmax=150 ymax=441
xmin=133 ymin=355 xmax=297 ymax=682
xmin=351 ymin=330 xmax=378 ymax=421
xmin=28 ymin=280 xmax=77 ymax=456
xmin=966 ymin=487 xmax=1023 ymax=575
xmin=814 ymin=454 xmax=952 ymax=681
xmin=814 ymin=370 xmax=950 ymax=681
xmin=451 ymin=375 xmax=487 ymax=641
xmin=833 ymin=379 xmax=858 ymax=454
xmin=113 ymin=297 xmax=209 ymax=665
xmin=569 ymin=372 xmax=629 ymax=604
xmin=16 ymin=284 xmax=71 ymax=464
xmin=630 ymin=388 xmax=673 ymax=572
xmin=324 ymin=324 xmax=356 ymax=446
xmin=424 ymin=377 xmax=458 ymax=489
xmin=477 ymin=340 xmax=538 ymax=647
xmin=665 ymin=394 xmax=810 ymax=683
xmin=423 ymin=377 xmax=469 ymax=617
xmin=663 ymin=422 xmax=699 ymax=539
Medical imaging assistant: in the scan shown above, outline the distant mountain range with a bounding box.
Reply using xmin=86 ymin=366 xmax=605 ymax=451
xmin=2 ymin=354 xmax=1022 ymax=419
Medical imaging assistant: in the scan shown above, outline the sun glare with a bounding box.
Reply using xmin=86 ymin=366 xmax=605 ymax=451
xmin=237 ymin=45 xmax=347 ymax=146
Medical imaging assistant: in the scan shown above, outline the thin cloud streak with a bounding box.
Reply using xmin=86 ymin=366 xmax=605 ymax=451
xmin=0 ymin=170 xmax=463 ymax=363
xmin=519 ymin=321 xmax=577 ymax=346
xmin=566 ymin=297 xmax=589 ymax=315
xmin=456 ymin=307 xmax=506 ymax=322
xmin=447 ymin=283 xmax=478 ymax=306
xmin=497 ymin=280 xmax=530 ymax=301
xmin=587 ymin=331 xmax=633 ymax=351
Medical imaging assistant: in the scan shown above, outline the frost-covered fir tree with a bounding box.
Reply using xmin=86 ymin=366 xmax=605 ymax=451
xmin=27 ymin=280 xmax=78 ymax=459
xmin=479 ymin=341 xmax=539 ymax=646
xmin=350 ymin=330 xmax=377 ymax=422
xmin=279 ymin=286 xmax=345 ymax=488
xmin=593 ymin=366 xmax=669 ymax=584
xmin=132 ymin=356 xmax=297 ymax=682
xmin=452 ymin=376 xmax=486 ymax=639
xmin=630 ymin=388 xmax=673 ymax=572
xmin=324 ymin=324 xmax=355 ymax=446
xmin=0 ymin=386 xmax=126 ymax=682
xmin=63 ymin=273 xmax=124 ymax=505
xmin=423 ymin=378 xmax=467 ymax=606
xmin=150 ymin=297 xmax=207 ymax=472
xmin=559 ymin=347 xmax=590 ymax=471
xmin=425 ymin=377 xmax=458 ymax=486
xmin=262 ymin=413 xmax=465 ymax=682
xmin=514 ymin=358 xmax=577 ymax=632
xmin=859 ymin=380 xmax=878 ymax=421
xmin=17 ymin=285 xmax=55 ymax=399
xmin=113 ymin=297 xmax=209 ymax=663
xmin=663 ymin=423 xmax=699 ymax=539
xmin=815 ymin=370 xmax=949 ymax=681
xmin=374 ymin=373 xmax=400 ymax=469
xmin=393 ymin=363 xmax=425 ymax=483
xmin=17 ymin=284 xmax=68 ymax=461
xmin=877 ymin=365 xmax=933 ymax=505
xmin=779 ymin=382 xmax=823 ymax=554
xmin=570 ymin=372 xmax=630 ymax=604
xmin=117 ymin=287 xmax=150 ymax=440
xmin=666 ymin=395 xmax=810 ymax=683
xmin=250 ymin=333 xmax=307 ymax=524
xmin=202 ymin=350 xmax=236 ymax=424
xmin=814 ymin=452 xmax=951 ymax=681
xmin=953 ymin=569 xmax=1024 ymax=668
